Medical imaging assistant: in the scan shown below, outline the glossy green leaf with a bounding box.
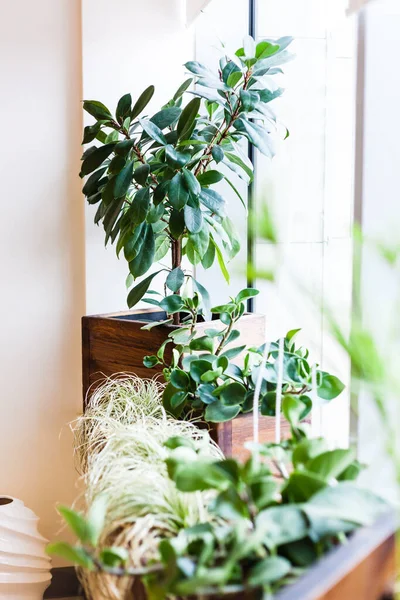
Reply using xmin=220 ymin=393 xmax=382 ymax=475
xmin=184 ymin=204 xmax=203 ymax=234
xmin=199 ymin=189 xmax=225 ymax=216
xmin=211 ymin=146 xmax=224 ymax=164
xmin=256 ymin=41 xmax=280 ymax=59
xmin=129 ymin=224 xmax=155 ymax=278
xmin=129 ymin=187 xmax=150 ymax=224
xmin=197 ymin=171 xmax=224 ymax=186
xmin=236 ymin=288 xmax=259 ymax=303
xmin=205 ymin=401 xmax=240 ymax=423
xmin=307 ymin=449 xmax=356 ymax=481
xmin=177 ymin=98 xmax=201 ymax=140
xmin=170 ymin=369 xmax=190 ymax=390
xmin=57 ymin=506 xmax=92 ymax=545
xmin=220 ymin=382 xmax=246 ymax=406
xmin=46 ymin=543 xmax=93 ymax=569
xmin=211 ymin=238 xmax=230 ymax=283
xmin=150 ymin=106 xmax=182 ymax=129
xmin=318 ymin=373 xmax=345 ymax=400
xmin=165 ymin=145 xmax=191 ymax=169
xmin=83 ymin=100 xmax=112 ymax=121
xmin=169 ymin=173 xmax=189 ymax=210
xmin=139 ymin=119 xmax=167 ymax=145
xmin=160 ymin=295 xmax=185 ymax=314
xmin=182 ymin=168 xmax=201 ymax=196
xmin=127 ymin=270 xmax=163 ymax=308
xmin=131 ymin=85 xmax=155 ymax=120
xmin=173 ymin=78 xmax=193 ymax=101
xmin=133 ymin=164 xmax=150 ymax=186
xmin=235 ymin=118 xmax=275 ymax=158
xmin=223 ymin=151 xmax=253 ymax=182
xmin=166 ymin=267 xmax=185 ymax=293
xmin=170 ymin=209 xmax=185 ymax=239
xmin=80 ymin=143 xmax=116 ymax=177
xmin=190 ymin=336 xmax=214 ymax=353
xmin=82 ymin=167 xmax=107 ymax=197
xmin=114 ymin=161 xmax=134 ymax=198
xmin=116 ymin=93 xmax=132 ymax=122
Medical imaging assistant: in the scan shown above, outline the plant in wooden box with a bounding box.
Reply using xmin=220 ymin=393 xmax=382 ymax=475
xmin=142 ymin=288 xmax=345 ymax=453
xmin=81 ymin=35 xmax=293 ymax=396
xmin=48 ymin=399 xmax=392 ymax=600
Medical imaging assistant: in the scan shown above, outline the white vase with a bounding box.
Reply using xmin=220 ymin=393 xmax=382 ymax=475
xmin=0 ymin=497 xmax=52 ymax=600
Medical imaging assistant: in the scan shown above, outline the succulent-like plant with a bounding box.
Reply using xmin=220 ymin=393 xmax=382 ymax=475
xmin=80 ymin=35 xmax=293 ymax=323
xmin=143 ymin=288 xmax=345 ymax=423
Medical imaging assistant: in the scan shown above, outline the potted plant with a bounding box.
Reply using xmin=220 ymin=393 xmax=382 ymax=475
xmin=81 ymin=35 xmax=292 ymax=399
xmin=48 ymin=389 xmax=394 ymax=600
xmin=141 ymin=288 xmax=345 ymax=455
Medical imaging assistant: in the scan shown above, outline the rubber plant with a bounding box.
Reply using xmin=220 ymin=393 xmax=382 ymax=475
xmin=80 ymin=35 xmax=293 ymax=324
xmin=143 ymin=288 xmax=345 ymax=423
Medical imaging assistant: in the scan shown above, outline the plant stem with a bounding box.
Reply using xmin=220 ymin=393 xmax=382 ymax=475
xmin=171 ymin=238 xmax=183 ymax=326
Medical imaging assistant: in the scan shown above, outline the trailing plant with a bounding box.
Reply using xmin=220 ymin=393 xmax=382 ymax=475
xmin=49 ymin=415 xmax=387 ymax=599
xmin=143 ymin=288 xmax=345 ymax=423
xmin=80 ymin=35 xmax=293 ymax=323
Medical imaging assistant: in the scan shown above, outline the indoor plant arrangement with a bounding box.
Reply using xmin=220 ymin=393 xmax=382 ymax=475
xmin=81 ymin=34 xmax=293 ymax=399
xmin=142 ymin=288 xmax=345 ymax=425
xmin=48 ymin=381 xmax=390 ymax=599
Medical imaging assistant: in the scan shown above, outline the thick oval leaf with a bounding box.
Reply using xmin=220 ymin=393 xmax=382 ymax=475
xmin=220 ymin=382 xmax=246 ymax=406
xmin=114 ymin=161 xmax=134 ymax=198
xmin=205 ymin=401 xmax=241 ymax=423
xmin=169 ymin=173 xmax=189 ymax=210
xmin=133 ymin=164 xmax=150 ymax=186
xmin=256 ymin=41 xmax=280 ymax=59
xmin=235 ymin=118 xmax=275 ymax=158
xmin=211 ymin=146 xmax=224 ymax=164
xmin=190 ymin=336 xmax=214 ymax=353
xmin=150 ymin=106 xmax=182 ymax=129
xmin=160 ymin=294 xmax=185 ymax=314
xmin=177 ymin=98 xmax=201 ymax=140
xmin=82 ymin=167 xmax=107 ymax=197
xmin=80 ymin=143 xmax=116 ymax=177
xmin=306 ymin=449 xmax=356 ymax=481
xmin=129 ymin=224 xmax=155 ymax=278
xmin=165 ymin=145 xmax=191 ymax=169
xmin=184 ymin=204 xmax=203 ymax=234
xmin=131 ymin=85 xmax=155 ymax=120
xmin=127 ymin=269 xmax=163 ymax=308
xmin=170 ymin=369 xmax=190 ymax=390
xmin=123 ymin=222 xmax=146 ymax=261
xmin=197 ymin=170 xmax=224 ymax=186
xmin=166 ymin=267 xmax=185 ymax=293
xmin=235 ymin=288 xmax=260 ymax=303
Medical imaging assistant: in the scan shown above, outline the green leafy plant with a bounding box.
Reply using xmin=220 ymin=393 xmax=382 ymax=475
xmin=80 ymin=36 xmax=293 ymax=323
xmin=49 ymin=424 xmax=387 ymax=599
xmin=143 ymin=288 xmax=345 ymax=423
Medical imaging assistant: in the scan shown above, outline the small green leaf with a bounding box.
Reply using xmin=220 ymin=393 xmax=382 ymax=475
xmin=166 ymin=268 xmax=185 ymax=292
xmin=100 ymin=547 xmax=129 ymax=567
xmin=133 ymin=164 xmax=150 ymax=186
xmin=160 ymin=295 xmax=185 ymax=314
xmin=87 ymin=495 xmax=108 ymax=546
xmin=57 ymin=506 xmax=92 ymax=544
xmin=170 ymin=369 xmax=190 ymax=390
xmin=116 ymin=93 xmax=132 ymax=122
xmin=211 ymin=239 xmax=230 ymax=283
xmin=199 ymin=188 xmax=225 ymax=216
xmin=211 ymin=146 xmax=225 ymax=163
xmin=235 ymin=288 xmax=260 ymax=303
xmin=220 ymin=382 xmax=246 ymax=406
xmin=170 ymin=209 xmax=185 ymax=239
xmin=197 ymin=170 xmax=224 ymax=186
xmin=150 ymin=106 xmax=182 ymax=129
xmin=173 ymin=78 xmax=193 ymax=101
xmin=318 ymin=373 xmax=345 ymax=400
xmin=256 ymin=41 xmax=280 ymax=59
xmin=83 ymin=100 xmax=112 ymax=121
xmin=131 ymin=85 xmax=155 ymax=120
xmin=190 ymin=336 xmax=214 ymax=353
xmin=127 ymin=270 xmax=163 ymax=308
xmin=46 ymin=543 xmax=93 ymax=569
xmin=307 ymin=449 xmax=356 ymax=481
xmin=129 ymin=187 xmax=150 ymax=224
xmin=165 ymin=145 xmax=191 ymax=168
xmin=143 ymin=355 xmax=160 ymax=368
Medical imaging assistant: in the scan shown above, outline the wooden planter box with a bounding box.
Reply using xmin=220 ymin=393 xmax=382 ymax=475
xmin=82 ymin=308 xmax=292 ymax=457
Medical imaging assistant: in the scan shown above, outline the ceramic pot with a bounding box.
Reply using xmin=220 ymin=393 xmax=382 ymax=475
xmin=0 ymin=496 xmax=52 ymax=599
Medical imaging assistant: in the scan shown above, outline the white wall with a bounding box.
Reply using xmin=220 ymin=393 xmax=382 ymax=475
xmin=83 ymin=0 xmax=192 ymax=314
xmin=0 ymin=0 xmax=85 ymax=552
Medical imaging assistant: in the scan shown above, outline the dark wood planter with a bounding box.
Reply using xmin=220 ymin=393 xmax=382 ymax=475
xmin=82 ymin=308 xmax=291 ymax=457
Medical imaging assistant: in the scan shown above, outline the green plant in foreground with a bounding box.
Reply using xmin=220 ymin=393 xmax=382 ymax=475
xmin=80 ymin=35 xmax=293 ymax=323
xmin=143 ymin=288 xmax=345 ymax=423
xmin=48 ymin=421 xmax=387 ymax=599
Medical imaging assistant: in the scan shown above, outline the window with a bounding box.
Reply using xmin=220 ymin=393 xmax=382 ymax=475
xmin=194 ymin=0 xmax=356 ymax=444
